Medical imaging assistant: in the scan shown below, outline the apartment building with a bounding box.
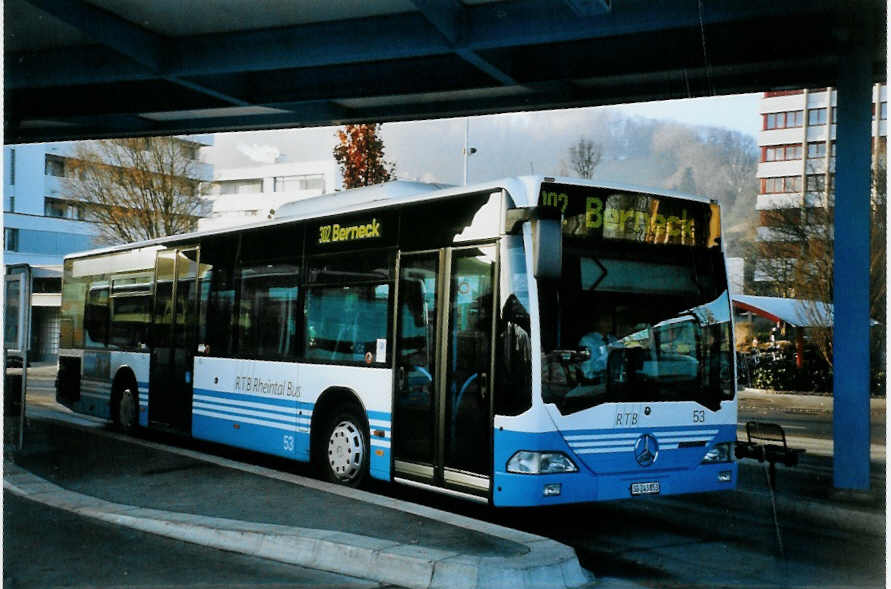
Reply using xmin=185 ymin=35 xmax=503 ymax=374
xmin=199 ymin=159 xmax=341 ymax=231
xmin=754 ymin=85 xmax=887 ymax=290
xmin=3 ymin=136 xmax=213 ymax=360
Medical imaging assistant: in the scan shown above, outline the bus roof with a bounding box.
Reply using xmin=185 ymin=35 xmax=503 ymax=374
xmin=62 ymin=176 xmax=715 ymax=261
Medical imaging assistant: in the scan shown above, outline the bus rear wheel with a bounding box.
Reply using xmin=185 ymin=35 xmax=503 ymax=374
xmin=117 ymin=387 xmax=139 ymax=433
xmin=321 ymin=407 xmax=368 ymax=487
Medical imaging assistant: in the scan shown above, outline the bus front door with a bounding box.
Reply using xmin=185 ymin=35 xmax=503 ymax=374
xmin=149 ymin=247 xmax=199 ymax=432
xmin=393 ymin=246 xmax=496 ymax=499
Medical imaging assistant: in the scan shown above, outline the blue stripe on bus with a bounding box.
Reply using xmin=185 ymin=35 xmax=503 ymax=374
xmin=192 ymin=411 xmax=310 ymax=461
xmin=559 ymin=423 xmax=735 ymax=437
xmin=193 ymin=387 xmax=314 ymax=411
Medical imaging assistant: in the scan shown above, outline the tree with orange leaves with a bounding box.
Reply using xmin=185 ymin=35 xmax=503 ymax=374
xmin=333 ymin=124 xmax=396 ymax=189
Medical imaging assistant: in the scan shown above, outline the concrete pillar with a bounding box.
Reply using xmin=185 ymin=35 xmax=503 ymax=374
xmin=832 ymin=35 xmax=873 ymax=491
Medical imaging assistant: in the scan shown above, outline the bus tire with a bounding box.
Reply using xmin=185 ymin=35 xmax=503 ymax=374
xmin=117 ymin=386 xmax=139 ymax=434
xmin=320 ymin=406 xmax=368 ymax=487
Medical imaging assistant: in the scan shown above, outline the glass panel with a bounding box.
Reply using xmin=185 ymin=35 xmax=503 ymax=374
xmin=237 ymin=262 xmax=299 ymax=358
xmin=495 ymin=236 xmax=532 ymax=416
xmin=4 ymin=279 xmax=20 ymax=348
xmin=110 ymin=295 xmax=151 ymax=349
xmin=199 ymin=234 xmax=239 ymax=357
xmin=394 ymin=253 xmax=439 ymax=465
xmin=84 ymin=280 xmax=109 ymax=348
xmin=152 ymin=251 xmax=176 ymax=348
xmin=173 ymin=249 xmax=199 ymax=349
xmin=540 ymin=243 xmax=733 ymax=415
xmin=304 ymin=283 xmax=389 ymax=363
xmin=444 ymin=247 xmax=494 ymax=474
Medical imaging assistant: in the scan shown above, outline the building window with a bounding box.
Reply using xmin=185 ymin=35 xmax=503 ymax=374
xmin=44 ymin=197 xmax=68 ymax=218
xmin=218 ymin=179 xmax=262 ymax=195
xmin=806 ymin=174 xmax=826 ymax=192
xmin=764 ymin=144 xmax=802 ymax=162
xmin=762 ymin=176 xmax=802 ymax=194
xmin=831 ymin=106 xmax=838 ymax=123
xmin=764 ymin=110 xmax=803 ymax=130
xmin=73 ymin=203 xmax=87 ymax=220
xmin=5 ymin=228 xmax=19 ymax=252
xmin=807 ymin=108 xmax=827 ymax=126
xmin=881 ymin=102 xmax=888 ymax=120
xmin=45 ymin=155 xmax=66 ymax=177
xmin=274 ymin=174 xmax=325 ymax=193
xmin=807 ymin=142 xmax=827 ymax=159
xmin=9 ymin=148 xmax=15 ymax=185
xmin=6 ymin=196 xmax=14 ymax=213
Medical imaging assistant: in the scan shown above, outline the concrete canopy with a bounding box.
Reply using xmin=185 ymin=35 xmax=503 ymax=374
xmin=4 ymin=0 xmax=886 ymax=143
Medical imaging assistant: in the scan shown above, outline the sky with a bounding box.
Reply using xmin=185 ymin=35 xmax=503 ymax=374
xmin=204 ymin=92 xmax=762 ymax=186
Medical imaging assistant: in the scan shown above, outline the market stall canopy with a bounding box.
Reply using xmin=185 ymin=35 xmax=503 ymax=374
xmin=732 ymin=295 xmax=833 ymax=328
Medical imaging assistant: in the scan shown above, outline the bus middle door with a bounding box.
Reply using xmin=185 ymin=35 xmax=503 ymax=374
xmin=150 ymin=247 xmax=199 ymax=432
xmin=393 ymin=245 xmax=496 ymax=499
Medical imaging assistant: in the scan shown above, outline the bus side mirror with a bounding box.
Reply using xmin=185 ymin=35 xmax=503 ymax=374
xmin=533 ymin=218 xmax=562 ymax=280
xmin=505 ymin=206 xmax=562 ymax=280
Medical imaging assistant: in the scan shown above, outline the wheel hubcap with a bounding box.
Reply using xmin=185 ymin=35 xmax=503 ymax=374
xmin=120 ymin=390 xmax=136 ymax=426
xmin=327 ymin=420 xmax=364 ymax=482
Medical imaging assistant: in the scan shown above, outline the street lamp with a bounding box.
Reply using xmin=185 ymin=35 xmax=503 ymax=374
xmin=463 ymin=119 xmax=477 ymax=185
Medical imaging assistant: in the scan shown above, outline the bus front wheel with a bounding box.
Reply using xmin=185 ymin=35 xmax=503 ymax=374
xmin=320 ymin=407 xmax=368 ymax=487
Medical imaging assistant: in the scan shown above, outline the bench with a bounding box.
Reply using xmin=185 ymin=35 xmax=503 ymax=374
xmin=735 ymin=421 xmax=806 ymax=490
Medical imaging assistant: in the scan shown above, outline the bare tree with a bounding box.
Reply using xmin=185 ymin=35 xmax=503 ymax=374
xmin=65 ymin=137 xmax=208 ymax=244
xmin=568 ymin=137 xmax=602 ymax=179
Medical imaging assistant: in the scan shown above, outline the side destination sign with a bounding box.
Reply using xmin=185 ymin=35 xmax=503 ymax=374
xmin=318 ymin=218 xmax=382 ymax=245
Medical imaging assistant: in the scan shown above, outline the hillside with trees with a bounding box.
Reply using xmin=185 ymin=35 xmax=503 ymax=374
xmin=553 ymin=112 xmax=759 ymax=255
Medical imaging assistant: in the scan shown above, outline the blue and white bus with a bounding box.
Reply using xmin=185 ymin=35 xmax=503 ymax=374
xmin=56 ymin=176 xmax=737 ymax=506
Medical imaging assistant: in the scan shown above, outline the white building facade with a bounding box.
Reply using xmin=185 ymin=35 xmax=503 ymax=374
xmin=200 ymin=160 xmax=341 ymax=231
xmin=3 ymin=135 xmax=213 ymax=360
xmin=754 ymin=85 xmax=886 ymax=284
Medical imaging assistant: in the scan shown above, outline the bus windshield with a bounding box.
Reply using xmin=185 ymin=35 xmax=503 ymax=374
xmin=537 ymin=184 xmax=733 ymax=414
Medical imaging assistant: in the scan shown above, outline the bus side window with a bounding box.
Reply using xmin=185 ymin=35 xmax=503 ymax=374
xmin=303 ymin=250 xmax=393 ymax=365
xmin=304 ymin=283 xmax=389 ymax=364
xmin=495 ymin=237 xmax=532 ymax=416
xmin=236 ymin=262 xmax=299 ymax=359
xmin=496 ymin=294 xmax=532 ymax=416
xmin=109 ymin=273 xmax=153 ymax=349
xmin=84 ymin=281 xmax=109 ymax=348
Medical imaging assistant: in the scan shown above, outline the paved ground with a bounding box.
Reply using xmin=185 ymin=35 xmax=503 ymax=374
xmin=5 ymin=366 xmax=885 ymax=588
xmin=5 ymin=416 xmax=593 ymax=589
xmin=4 ymin=492 xmax=384 ymax=589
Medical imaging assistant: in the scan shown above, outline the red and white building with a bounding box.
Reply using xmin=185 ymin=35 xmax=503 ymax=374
xmin=754 ymin=85 xmax=886 ymax=285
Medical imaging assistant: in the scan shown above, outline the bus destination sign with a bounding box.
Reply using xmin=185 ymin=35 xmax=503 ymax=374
xmin=539 ymin=182 xmax=719 ymax=248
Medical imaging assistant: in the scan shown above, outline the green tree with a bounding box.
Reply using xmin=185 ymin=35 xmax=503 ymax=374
xmin=333 ymin=124 xmax=396 ymax=188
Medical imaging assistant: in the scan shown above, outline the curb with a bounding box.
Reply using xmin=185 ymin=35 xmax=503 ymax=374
xmin=4 ymin=462 xmax=594 ymax=589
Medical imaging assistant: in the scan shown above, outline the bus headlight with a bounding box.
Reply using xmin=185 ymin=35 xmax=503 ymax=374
xmin=507 ymin=451 xmax=578 ymax=474
xmin=701 ymin=442 xmax=734 ymax=464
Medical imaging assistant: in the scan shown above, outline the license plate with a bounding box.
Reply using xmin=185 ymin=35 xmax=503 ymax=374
xmin=630 ymin=481 xmax=661 ymax=496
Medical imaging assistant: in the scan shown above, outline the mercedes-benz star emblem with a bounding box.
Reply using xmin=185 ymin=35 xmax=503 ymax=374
xmin=634 ymin=433 xmax=659 ymax=467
